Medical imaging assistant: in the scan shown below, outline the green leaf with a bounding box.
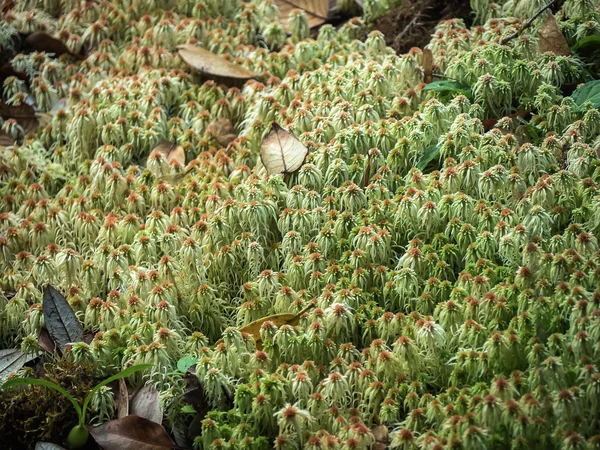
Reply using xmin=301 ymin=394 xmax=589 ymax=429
xmin=416 ymin=144 xmax=440 ymax=171
xmin=571 ymin=79 xmax=600 ymax=109
xmin=422 ymin=80 xmax=472 ymax=99
xmin=181 ymin=404 xmax=196 ymax=414
xmin=81 ymin=364 xmax=152 ymax=426
xmin=572 ymin=35 xmax=600 ymax=52
xmin=177 ymin=356 xmax=197 ymax=374
xmin=2 ymin=377 xmax=82 ymax=421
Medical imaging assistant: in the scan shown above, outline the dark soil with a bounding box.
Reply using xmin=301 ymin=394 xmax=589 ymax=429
xmin=371 ymin=0 xmax=473 ymax=54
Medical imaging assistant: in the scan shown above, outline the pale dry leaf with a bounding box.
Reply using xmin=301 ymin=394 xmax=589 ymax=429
xmin=260 ymin=122 xmax=308 ymax=176
xmin=35 ymin=443 xmax=66 ymax=450
xmin=117 ymin=378 xmax=129 ymax=419
xmin=206 ymin=118 xmax=237 ymax=148
xmin=177 ymin=44 xmax=258 ymax=85
xmin=0 ymin=348 xmax=38 ymax=380
xmin=422 ymin=48 xmax=433 ymax=84
xmin=149 ymin=140 xmax=185 ymax=167
xmin=130 ymin=384 xmax=163 ymax=424
xmin=537 ymin=13 xmax=571 ymax=56
xmin=277 ymin=0 xmax=331 ymax=30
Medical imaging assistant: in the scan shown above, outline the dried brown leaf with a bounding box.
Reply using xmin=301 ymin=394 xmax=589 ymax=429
xmin=260 ymin=122 xmax=308 ymax=176
xmin=277 ymin=0 xmax=331 ymax=30
xmin=537 ymin=13 xmax=571 ymax=56
xmin=177 ymin=44 xmax=258 ymax=85
xmin=0 ymin=130 xmax=15 ymax=147
xmin=130 ymin=384 xmax=163 ymax=424
xmin=24 ymin=32 xmax=86 ymax=60
xmin=149 ymin=140 xmax=185 ymax=167
xmin=88 ymin=415 xmax=177 ymax=450
xmin=372 ymin=425 xmax=389 ymax=444
xmin=0 ymin=101 xmax=40 ymax=137
xmin=117 ymin=378 xmax=129 ymax=419
xmin=422 ymin=48 xmax=433 ymax=84
xmin=38 ymin=327 xmax=58 ymax=354
xmin=206 ymin=118 xmax=237 ymax=148
xmin=215 ymin=304 xmax=313 ymax=350
xmin=0 ymin=101 xmax=36 ymax=121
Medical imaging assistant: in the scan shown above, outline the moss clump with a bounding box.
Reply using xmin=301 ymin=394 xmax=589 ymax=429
xmin=0 ymin=359 xmax=96 ymax=449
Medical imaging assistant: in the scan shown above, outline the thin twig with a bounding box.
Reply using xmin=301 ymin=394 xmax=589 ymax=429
xmin=500 ymin=0 xmax=557 ymax=45
xmin=394 ymin=13 xmax=422 ymax=47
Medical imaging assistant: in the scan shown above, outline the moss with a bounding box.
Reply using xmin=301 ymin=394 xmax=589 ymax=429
xmin=0 ymin=359 xmax=97 ymax=449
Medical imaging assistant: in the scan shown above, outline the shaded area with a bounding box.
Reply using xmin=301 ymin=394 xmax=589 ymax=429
xmin=371 ymin=0 xmax=472 ymax=53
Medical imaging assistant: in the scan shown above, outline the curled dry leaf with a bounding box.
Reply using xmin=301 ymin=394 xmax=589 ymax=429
xmin=130 ymin=384 xmax=163 ymax=424
xmin=206 ymin=118 xmax=237 ymax=148
xmin=149 ymin=140 xmax=185 ymax=168
xmin=260 ymin=122 xmax=309 ymax=176
xmin=215 ymin=303 xmax=314 ymax=350
xmin=537 ymin=13 xmax=571 ymax=56
xmin=422 ymin=48 xmax=433 ymax=84
xmin=42 ymin=284 xmax=84 ymax=354
xmin=88 ymin=415 xmax=177 ymax=450
xmin=277 ymin=0 xmax=331 ymax=30
xmin=38 ymin=327 xmax=58 ymax=354
xmin=177 ymin=44 xmax=258 ymax=86
xmin=117 ymin=378 xmax=129 ymax=419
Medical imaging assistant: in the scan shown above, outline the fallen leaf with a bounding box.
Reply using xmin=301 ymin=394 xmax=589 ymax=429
xmin=1 ymin=0 xmax=16 ymax=15
xmin=206 ymin=118 xmax=237 ymax=148
xmin=42 ymin=285 xmax=84 ymax=354
xmin=482 ymin=110 xmax=530 ymax=131
xmin=24 ymin=32 xmax=86 ymax=60
xmin=130 ymin=384 xmax=163 ymax=424
xmin=0 ymin=348 xmax=38 ymax=380
xmin=260 ymin=122 xmax=308 ymax=176
xmin=372 ymin=425 xmax=388 ymax=443
xmin=0 ymin=101 xmax=36 ymax=121
xmin=117 ymin=378 xmax=129 ymax=419
xmin=0 ymin=101 xmax=39 ymax=136
xmin=0 ymin=131 xmax=15 ymax=147
xmin=38 ymin=327 xmax=58 ymax=354
xmin=177 ymin=44 xmax=258 ymax=85
xmin=35 ymin=443 xmax=66 ymax=450
xmin=277 ymin=0 xmax=331 ymax=30
xmin=537 ymin=13 xmax=570 ymax=56
xmin=422 ymin=48 xmax=433 ymax=83
xmin=88 ymin=415 xmax=177 ymax=450
xmin=215 ymin=304 xmax=314 ymax=350
xmin=148 ymin=140 xmax=185 ymax=168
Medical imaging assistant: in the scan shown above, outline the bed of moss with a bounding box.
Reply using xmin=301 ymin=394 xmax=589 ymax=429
xmin=1 ymin=0 xmax=600 ymax=449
